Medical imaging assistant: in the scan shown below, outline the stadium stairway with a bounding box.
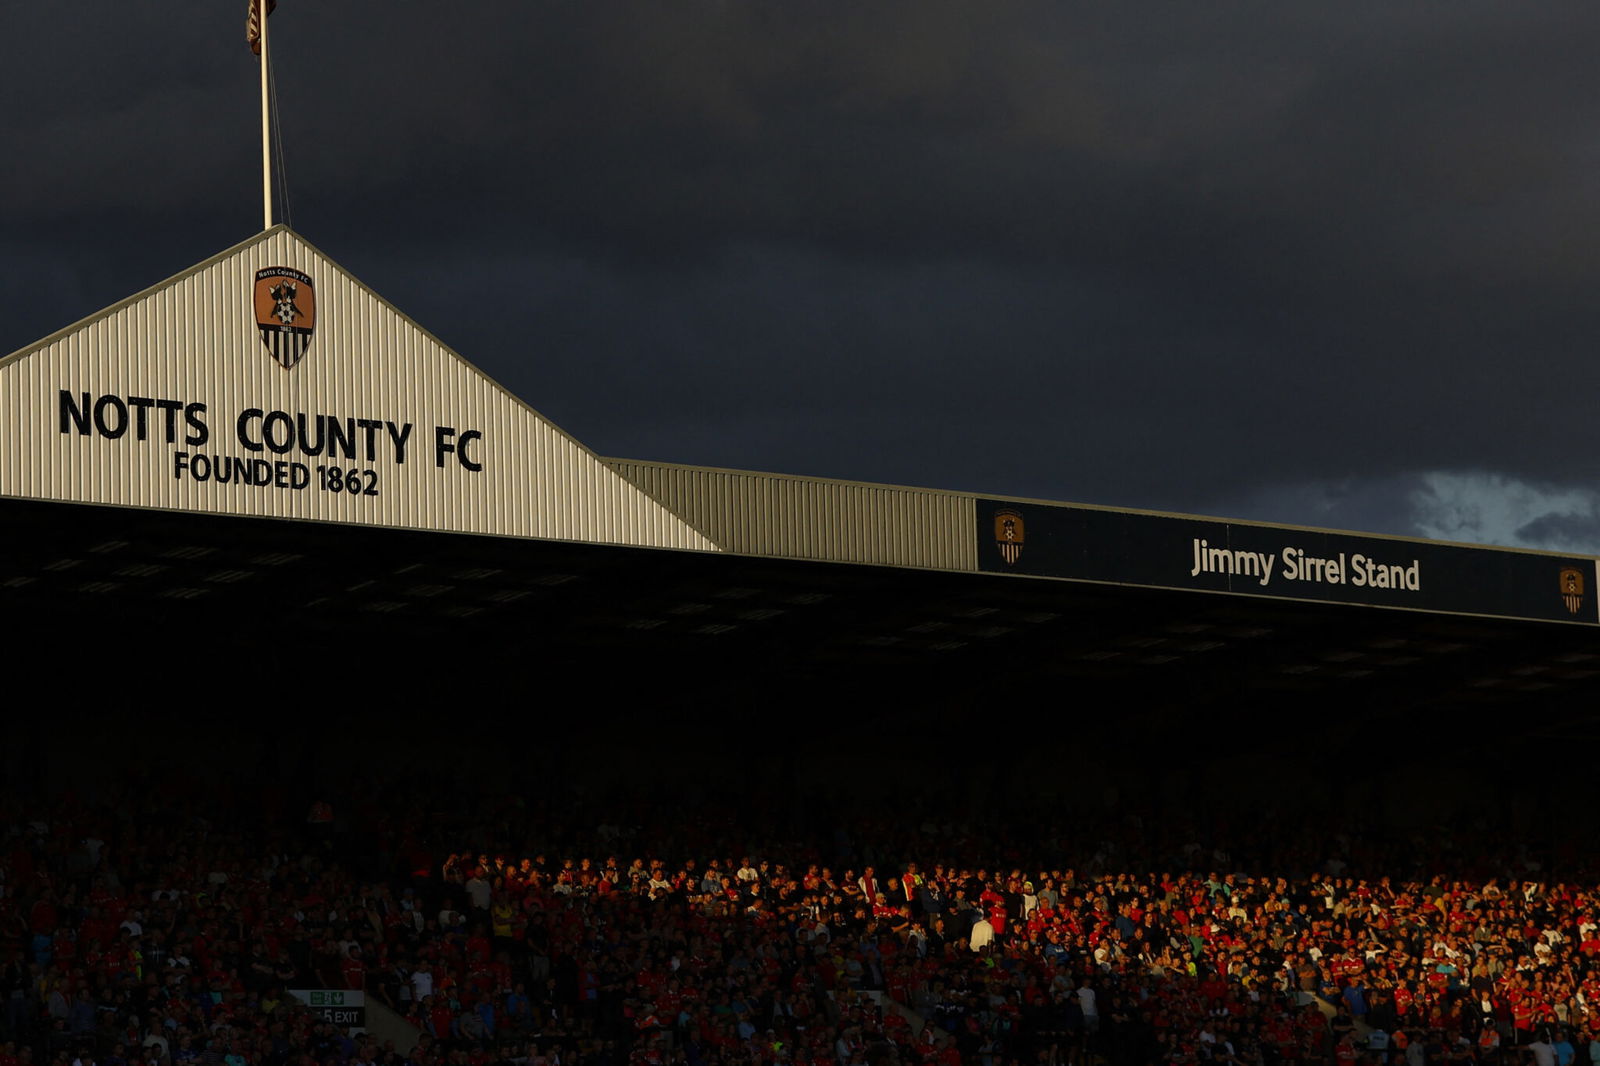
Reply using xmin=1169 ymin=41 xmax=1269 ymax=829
xmin=362 ymin=998 xmax=424 ymax=1056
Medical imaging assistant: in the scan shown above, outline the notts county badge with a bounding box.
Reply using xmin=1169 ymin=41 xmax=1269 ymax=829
xmin=253 ymin=266 xmax=316 ymax=369
xmin=994 ymin=509 xmax=1025 ymax=566
xmin=1560 ymin=566 xmax=1585 ymax=616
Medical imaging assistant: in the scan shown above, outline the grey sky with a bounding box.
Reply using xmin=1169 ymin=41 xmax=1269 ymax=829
xmin=10 ymin=2 xmax=1600 ymax=549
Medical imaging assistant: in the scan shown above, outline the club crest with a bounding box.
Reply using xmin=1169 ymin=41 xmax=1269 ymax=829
xmin=1560 ymin=566 xmax=1585 ymax=616
xmin=253 ymin=266 xmax=316 ymax=369
xmin=994 ymin=508 xmax=1025 ymax=566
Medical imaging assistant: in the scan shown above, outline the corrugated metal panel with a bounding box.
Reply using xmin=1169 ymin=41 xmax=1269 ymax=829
xmin=0 ymin=228 xmax=715 ymax=553
xmin=608 ymin=459 xmax=977 ymax=571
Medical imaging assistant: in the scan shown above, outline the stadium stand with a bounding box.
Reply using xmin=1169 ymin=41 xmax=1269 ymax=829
xmin=4 ymin=767 xmax=1598 ymax=1066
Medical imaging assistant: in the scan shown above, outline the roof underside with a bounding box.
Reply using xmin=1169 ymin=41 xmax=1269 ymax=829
xmin=9 ymin=498 xmax=1599 ymax=739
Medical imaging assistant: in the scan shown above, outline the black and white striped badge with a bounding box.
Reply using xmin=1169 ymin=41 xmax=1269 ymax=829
xmin=1561 ymin=566 xmax=1586 ymax=616
xmin=253 ymin=266 xmax=316 ymax=370
xmin=994 ymin=508 xmax=1025 ymax=566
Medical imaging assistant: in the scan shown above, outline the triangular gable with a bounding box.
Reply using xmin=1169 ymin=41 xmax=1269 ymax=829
xmin=0 ymin=227 xmax=716 ymax=551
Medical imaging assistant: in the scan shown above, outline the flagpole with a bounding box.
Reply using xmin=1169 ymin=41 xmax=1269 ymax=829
xmin=259 ymin=1 xmax=273 ymax=230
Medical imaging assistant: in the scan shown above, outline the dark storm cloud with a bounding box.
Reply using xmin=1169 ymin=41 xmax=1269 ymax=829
xmin=1517 ymin=509 xmax=1600 ymax=551
xmin=9 ymin=2 xmax=1600 ymax=547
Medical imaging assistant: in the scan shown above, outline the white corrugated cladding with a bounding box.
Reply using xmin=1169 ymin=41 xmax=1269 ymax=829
xmin=607 ymin=459 xmax=978 ymax=571
xmin=0 ymin=228 xmax=715 ymax=552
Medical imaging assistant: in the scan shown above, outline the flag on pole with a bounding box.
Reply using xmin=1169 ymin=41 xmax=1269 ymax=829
xmin=247 ymin=0 xmax=277 ymax=55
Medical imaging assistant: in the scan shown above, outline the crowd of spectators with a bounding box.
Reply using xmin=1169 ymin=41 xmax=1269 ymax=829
xmin=3 ymin=779 xmax=1599 ymax=1066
